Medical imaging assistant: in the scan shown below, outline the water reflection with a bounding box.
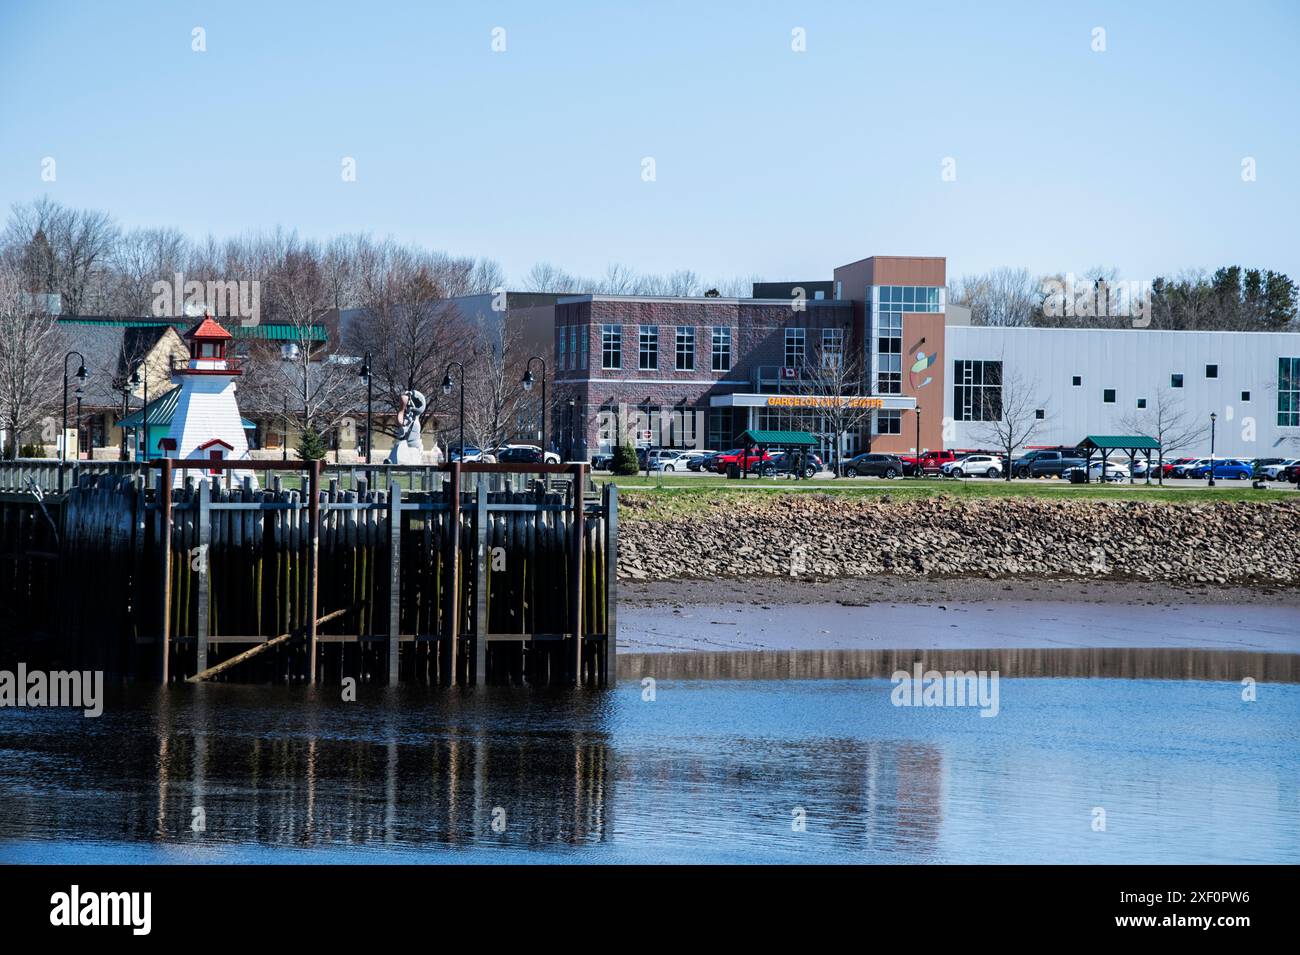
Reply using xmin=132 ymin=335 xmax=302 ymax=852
xmin=621 ymin=647 xmax=1300 ymax=683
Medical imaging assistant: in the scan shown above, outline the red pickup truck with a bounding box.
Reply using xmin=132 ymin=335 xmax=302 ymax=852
xmin=714 ymin=449 xmax=774 ymax=472
xmin=915 ymin=450 xmax=959 ymax=474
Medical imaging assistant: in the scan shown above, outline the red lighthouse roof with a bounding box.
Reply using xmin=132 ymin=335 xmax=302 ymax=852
xmin=184 ymin=315 xmax=233 ymax=341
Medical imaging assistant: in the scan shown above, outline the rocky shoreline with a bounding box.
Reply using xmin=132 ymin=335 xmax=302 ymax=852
xmin=616 ymin=494 xmax=1300 ymax=587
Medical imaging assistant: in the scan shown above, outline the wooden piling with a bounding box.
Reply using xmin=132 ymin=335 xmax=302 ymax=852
xmin=443 ymin=462 xmax=461 ymax=687
xmin=604 ymin=482 xmax=617 ymax=685
xmin=306 ymin=459 xmax=321 ymax=684
xmin=387 ymin=480 xmax=401 ymax=685
xmin=474 ymin=478 xmax=489 ymax=685
xmin=158 ymin=460 xmax=173 ymax=683
xmin=568 ymin=464 xmax=585 ymax=685
xmin=196 ymin=478 xmax=211 ymax=675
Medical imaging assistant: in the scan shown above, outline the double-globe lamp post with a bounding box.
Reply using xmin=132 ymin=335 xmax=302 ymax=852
xmin=521 ymin=356 xmax=547 ymax=462
xmin=1207 ymin=411 xmax=1217 ymax=488
xmin=358 ymin=351 xmax=373 ymax=463
xmin=441 ymin=361 xmax=465 ymax=462
xmin=60 ymin=350 xmax=88 ymax=493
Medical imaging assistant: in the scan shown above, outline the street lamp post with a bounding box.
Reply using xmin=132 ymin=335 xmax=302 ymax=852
xmin=359 ymin=352 xmax=373 ymax=464
xmin=282 ymin=396 xmax=289 ymax=462
xmin=567 ymin=399 xmax=576 ymax=461
xmin=131 ymin=365 xmax=149 ymax=463
xmin=914 ymin=405 xmax=921 ymax=480
xmin=441 ymin=361 xmax=465 ymax=462
xmin=1208 ymin=412 xmax=1217 ymax=488
xmin=521 ymin=356 xmax=548 ymax=461
xmin=60 ymin=350 xmax=88 ymax=492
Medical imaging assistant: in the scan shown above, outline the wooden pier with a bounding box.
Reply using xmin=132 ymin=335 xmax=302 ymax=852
xmin=0 ymin=459 xmax=616 ymax=687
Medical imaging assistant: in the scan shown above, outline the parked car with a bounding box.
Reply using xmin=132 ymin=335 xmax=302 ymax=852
xmin=714 ymin=448 xmax=773 ymax=472
xmin=1283 ymin=462 xmax=1300 ymax=483
xmin=1063 ymin=460 xmax=1130 ymax=483
xmin=496 ymin=445 xmax=546 ymax=464
xmin=659 ymin=449 xmax=713 ymax=471
xmin=1158 ymin=456 xmax=1195 ymax=478
xmin=645 ymin=449 xmax=685 ymax=471
xmin=916 ymin=449 xmax=959 ymax=475
xmin=590 ymin=453 xmax=614 ymax=471
xmin=843 ymin=453 xmax=906 ymax=478
xmin=1254 ymin=458 xmax=1298 ymax=480
xmin=944 ymin=454 xmax=1003 ymax=478
xmin=685 ymin=450 xmax=719 ymax=472
xmin=1013 ymin=449 xmax=1086 ymax=478
xmin=1170 ymin=457 xmax=1213 ymax=478
xmin=760 ymin=450 xmax=824 ymax=478
xmin=1188 ymin=458 xmax=1253 ymax=480
xmin=448 ymin=446 xmax=496 ymax=463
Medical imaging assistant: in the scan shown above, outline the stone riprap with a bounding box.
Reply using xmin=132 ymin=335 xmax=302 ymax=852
xmin=617 ymin=494 xmax=1300 ymax=586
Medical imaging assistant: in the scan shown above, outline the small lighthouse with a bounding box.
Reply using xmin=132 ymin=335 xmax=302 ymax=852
xmin=162 ymin=314 xmax=253 ymax=483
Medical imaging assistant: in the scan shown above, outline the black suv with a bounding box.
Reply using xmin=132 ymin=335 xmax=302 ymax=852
xmin=843 ymin=453 xmax=905 ymax=478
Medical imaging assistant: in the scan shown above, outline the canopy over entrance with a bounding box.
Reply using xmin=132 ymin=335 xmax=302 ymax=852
xmin=737 ymin=429 xmax=818 ymax=447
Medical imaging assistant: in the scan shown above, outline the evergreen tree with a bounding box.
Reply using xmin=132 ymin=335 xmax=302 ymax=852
xmin=612 ymin=441 xmax=639 ymax=476
xmin=297 ymin=425 xmax=328 ymax=461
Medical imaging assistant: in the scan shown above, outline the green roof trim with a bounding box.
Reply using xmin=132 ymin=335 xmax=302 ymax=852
xmin=57 ymin=318 xmax=326 ymax=341
xmin=1078 ymin=435 xmax=1161 ymax=450
xmin=738 ymin=429 xmax=819 ymax=446
xmin=120 ymin=387 xmax=255 ymax=430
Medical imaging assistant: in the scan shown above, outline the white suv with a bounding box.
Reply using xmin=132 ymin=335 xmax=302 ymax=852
xmin=945 ymin=454 xmax=1003 ymax=478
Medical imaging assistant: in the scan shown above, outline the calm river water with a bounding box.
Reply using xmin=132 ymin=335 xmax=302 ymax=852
xmin=1 ymin=647 xmax=1297 ymax=864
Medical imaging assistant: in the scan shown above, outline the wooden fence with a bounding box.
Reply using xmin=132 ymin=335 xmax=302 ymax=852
xmin=0 ymin=459 xmax=616 ymax=687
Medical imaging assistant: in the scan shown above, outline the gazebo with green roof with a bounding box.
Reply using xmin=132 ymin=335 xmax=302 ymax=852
xmin=735 ymin=429 xmax=819 ymax=478
xmin=1076 ymin=434 xmax=1162 ymax=484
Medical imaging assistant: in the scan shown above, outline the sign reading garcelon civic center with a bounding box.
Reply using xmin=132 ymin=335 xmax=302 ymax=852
xmin=764 ymin=396 xmax=885 ymax=409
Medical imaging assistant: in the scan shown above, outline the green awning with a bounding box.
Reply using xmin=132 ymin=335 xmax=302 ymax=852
xmin=119 ymin=387 xmax=256 ymax=430
xmin=1078 ymin=435 xmax=1161 ymax=451
xmin=737 ymin=429 xmax=818 ymax=446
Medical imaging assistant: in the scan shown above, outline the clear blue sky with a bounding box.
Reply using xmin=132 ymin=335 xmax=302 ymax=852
xmin=1 ymin=0 xmax=1296 ymax=286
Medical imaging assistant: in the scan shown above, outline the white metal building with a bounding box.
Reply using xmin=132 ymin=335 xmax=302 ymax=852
xmin=944 ymin=324 xmax=1300 ymax=459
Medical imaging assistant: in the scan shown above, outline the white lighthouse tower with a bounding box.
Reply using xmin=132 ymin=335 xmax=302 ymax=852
xmin=162 ymin=314 xmax=253 ymax=484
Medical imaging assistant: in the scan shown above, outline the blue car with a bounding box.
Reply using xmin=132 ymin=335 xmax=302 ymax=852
xmin=1188 ymin=458 xmax=1252 ymax=480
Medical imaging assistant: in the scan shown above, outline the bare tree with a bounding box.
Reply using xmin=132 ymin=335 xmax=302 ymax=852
xmin=1118 ymin=388 xmax=1206 ymax=484
xmin=108 ymin=226 xmax=189 ymax=316
xmin=791 ymin=340 xmax=875 ymax=476
xmin=462 ymin=318 xmax=527 ymax=452
xmin=973 ymin=365 xmax=1044 ymax=480
xmin=949 ymin=267 xmax=1040 ymax=327
xmin=4 ymin=197 xmax=120 ymax=315
xmin=0 ymin=257 xmax=65 ymax=457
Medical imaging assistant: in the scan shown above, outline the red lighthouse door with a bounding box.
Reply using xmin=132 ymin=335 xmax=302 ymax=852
xmin=208 ymin=449 xmax=224 ymax=475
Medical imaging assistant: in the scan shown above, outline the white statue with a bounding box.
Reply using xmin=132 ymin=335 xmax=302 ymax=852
xmin=387 ymin=389 xmax=428 ymax=464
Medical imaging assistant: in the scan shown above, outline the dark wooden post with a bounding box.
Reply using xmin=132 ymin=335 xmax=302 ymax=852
xmin=159 ymin=459 xmax=173 ymax=683
xmin=474 ymin=478 xmax=489 ymax=685
xmin=196 ymin=476 xmax=211 ymax=675
xmin=604 ymin=482 xmax=617 ymax=686
xmin=306 ymin=459 xmax=321 ymax=684
xmin=568 ymin=463 xmax=586 ymax=685
xmin=443 ymin=462 xmax=461 ymax=686
xmin=387 ymin=479 xmax=402 ymax=685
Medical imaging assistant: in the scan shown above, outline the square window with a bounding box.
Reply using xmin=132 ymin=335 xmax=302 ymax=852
xmin=1205 ymin=364 xmax=1218 ymax=378
xmin=1241 ymin=391 xmax=1250 ymax=402
xmin=1137 ymin=398 xmax=1147 ymax=409
xmin=1103 ymin=389 xmax=1116 ymax=403
xmin=1171 ymin=374 xmax=1184 ymax=388
xmin=1035 ymin=409 xmax=1045 ymax=419
xmin=1072 ymin=376 xmax=1082 ymax=387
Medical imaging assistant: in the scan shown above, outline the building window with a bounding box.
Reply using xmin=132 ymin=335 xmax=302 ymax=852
xmin=821 ymin=327 xmax=844 ymax=369
xmin=1035 ymin=408 xmax=1046 ymax=419
xmin=1171 ymin=373 xmax=1184 ymax=388
xmin=784 ymin=327 xmax=805 ymax=367
xmin=638 ymin=325 xmax=658 ymax=371
xmin=1136 ymin=397 xmax=1147 ymax=409
xmin=675 ymin=326 xmax=695 ymax=371
xmin=711 ymin=326 xmax=732 ymax=372
xmin=877 ymin=285 xmax=941 ymax=313
xmin=557 ymin=326 xmax=567 ymax=371
xmin=876 ymin=409 xmax=902 ymax=434
xmin=877 ymin=353 xmax=901 ymax=394
xmin=1241 ymin=391 xmax=1250 ymax=402
xmin=953 ymin=360 xmax=1002 ymax=421
xmin=1072 ymin=375 xmax=1082 ymax=387
xmin=1103 ymin=389 xmax=1116 ymax=404
xmin=707 ymin=408 xmax=732 ymax=449
xmin=1279 ymin=357 xmax=1300 ymax=427
xmin=1205 ymin=364 xmax=1218 ymax=378
xmin=579 ymin=326 xmax=588 ymax=369
xmin=601 ymin=324 xmax=622 ymax=370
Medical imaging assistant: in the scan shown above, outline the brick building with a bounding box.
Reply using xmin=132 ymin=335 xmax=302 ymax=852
xmin=554 ymin=256 xmax=948 ymax=461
